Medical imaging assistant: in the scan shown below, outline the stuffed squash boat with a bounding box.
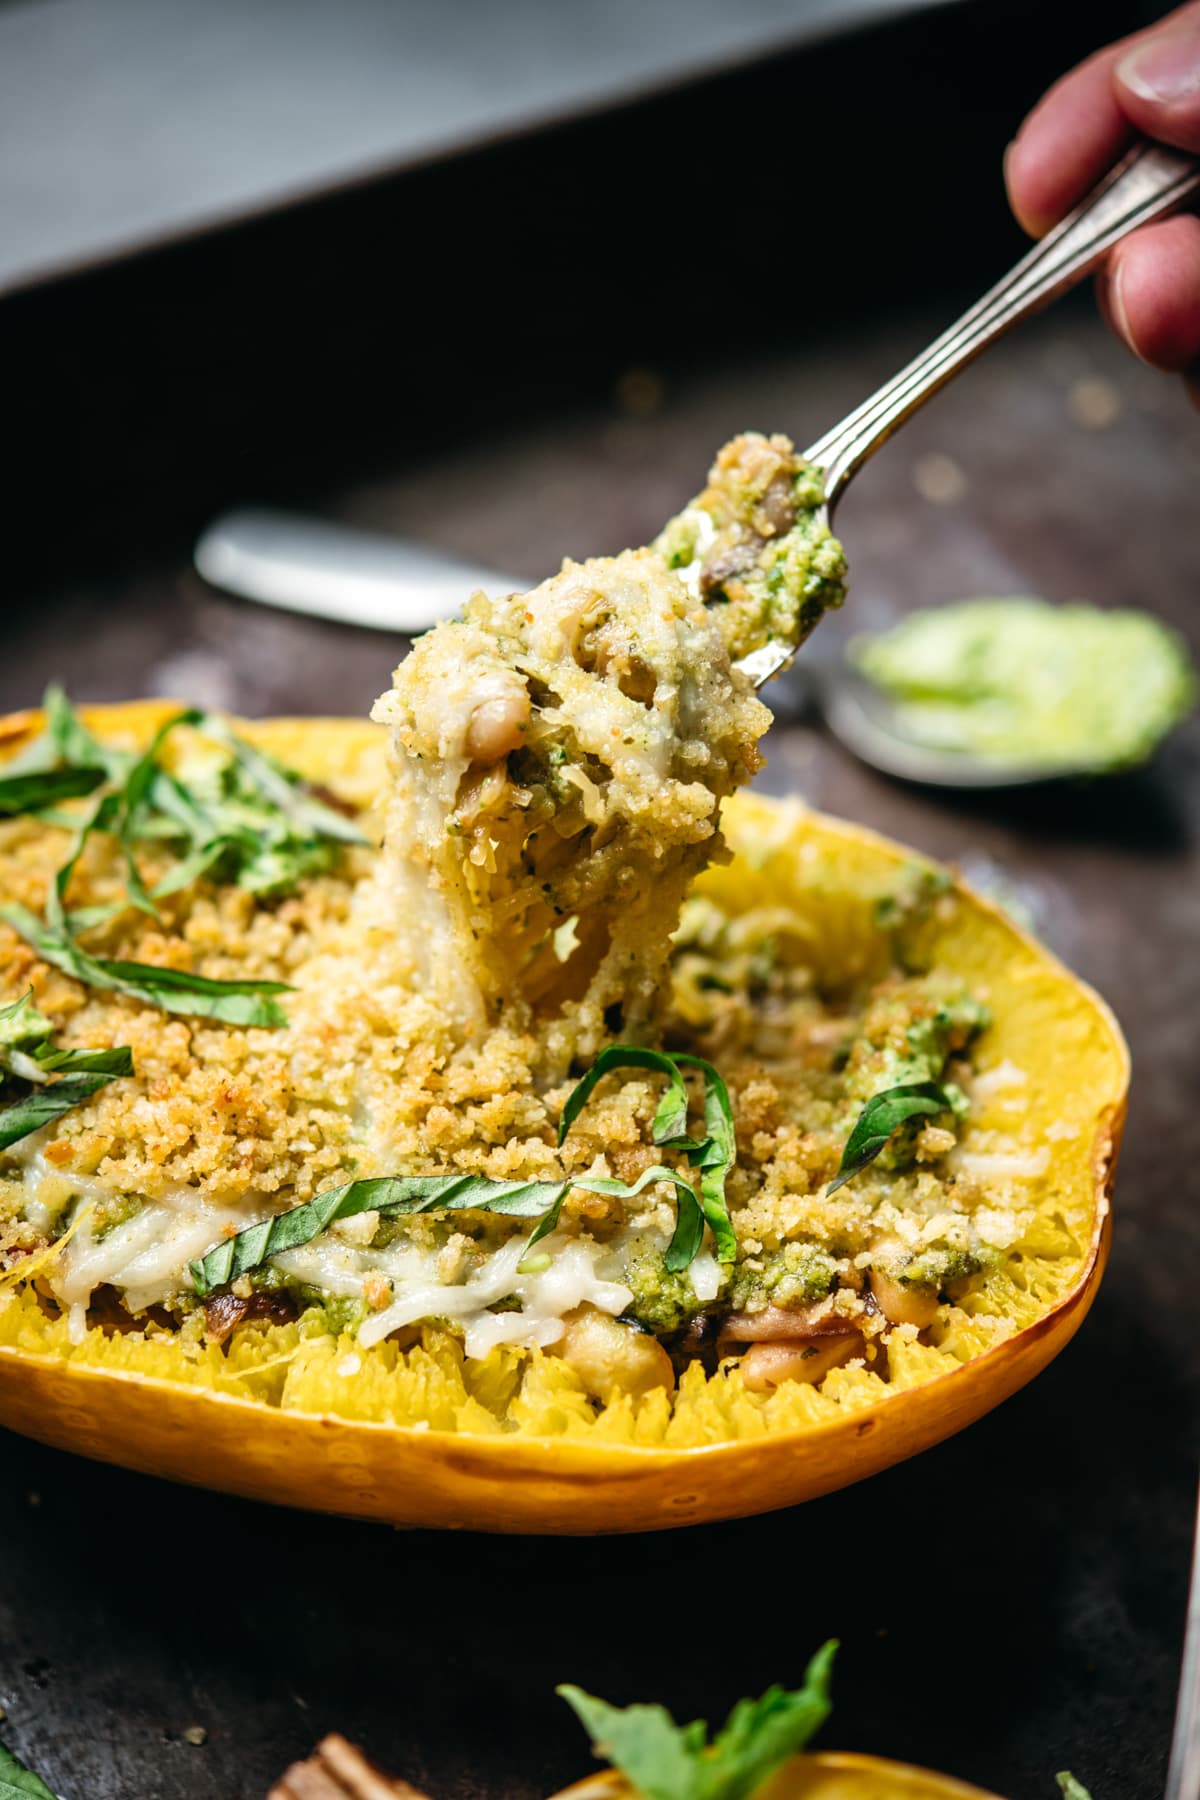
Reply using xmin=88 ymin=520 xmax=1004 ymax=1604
xmin=0 ymin=435 xmax=1127 ymax=1533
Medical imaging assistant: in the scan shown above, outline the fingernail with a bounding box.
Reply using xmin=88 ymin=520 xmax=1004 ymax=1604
xmin=1108 ymin=258 xmax=1147 ymax=365
xmin=1117 ymin=28 xmax=1200 ymax=104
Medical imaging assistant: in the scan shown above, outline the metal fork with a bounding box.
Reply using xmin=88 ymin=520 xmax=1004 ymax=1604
xmin=735 ymin=138 xmax=1200 ymax=688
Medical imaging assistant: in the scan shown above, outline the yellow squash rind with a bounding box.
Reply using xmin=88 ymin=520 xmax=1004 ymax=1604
xmin=552 ymin=1749 xmax=1006 ymax=1798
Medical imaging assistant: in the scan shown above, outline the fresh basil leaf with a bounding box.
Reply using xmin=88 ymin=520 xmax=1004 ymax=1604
xmin=0 ymin=766 xmax=106 ymax=817
xmin=95 ymin=961 xmax=291 ymax=1028
xmin=0 ymin=1741 xmax=58 ymax=1800
xmin=0 ymin=1067 xmax=132 ymax=1151
xmin=114 ymin=717 xmax=190 ymax=919
xmin=510 ymin=1161 xmax=708 ymax=1266
xmin=557 ymin=1688 xmax=702 ymax=1800
xmin=558 ymin=1045 xmax=692 ymax=1147
xmin=44 ymin=684 xmax=126 ymax=779
xmin=33 ymin=1044 xmax=136 ymax=1079
xmin=0 ymin=902 xmax=291 ymax=1029
xmin=671 ymin=1053 xmax=737 ymax=1264
xmin=0 ymin=689 xmax=123 ymax=821
xmin=43 ymin=792 xmax=122 ymax=937
xmin=559 ymin=1643 xmax=837 ymax=1800
xmin=190 ymin=712 xmax=368 ymax=847
xmin=1056 ymin=1776 xmax=1094 ymax=1800
xmin=664 ymin=1182 xmax=706 ymax=1273
xmin=7 ymin=696 xmax=365 ymax=1003
xmin=0 ymin=991 xmax=134 ymax=1150
xmin=559 ymin=1046 xmax=737 ymax=1266
xmin=0 ymin=903 xmax=97 ymax=986
xmin=190 ymin=1161 xmax=708 ymax=1296
xmin=704 ymin=1640 xmax=837 ymax=1800
xmin=826 ymin=1080 xmax=955 ymax=1195
xmin=0 ymin=693 xmax=372 ymax=1031
xmin=190 ymin=1174 xmax=572 ymax=1294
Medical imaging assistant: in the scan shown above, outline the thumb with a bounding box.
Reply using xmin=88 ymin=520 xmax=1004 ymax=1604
xmin=1114 ymin=14 xmax=1200 ymax=151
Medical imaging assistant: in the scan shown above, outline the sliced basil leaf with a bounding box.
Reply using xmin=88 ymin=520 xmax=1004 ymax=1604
xmin=190 ymin=1161 xmax=710 ymax=1296
xmin=0 ymin=902 xmax=291 ymax=1029
xmin=0 ymin=766 xmax=106 ymax=816
xmin=190 ymin=712 xmax=368 ymax=847
xmin=826 ymin=1080 xmax=954 ymax=1195
xmin=665 ymin=1183 xmax=706 ymax=1273
xmin=1 ymin=694 xmax=365 ymax=1029
xmin=44 ymin=792 xmax=122 ymax=936
xmin=671 ymin=1053 xmax=737 ymax=1263
xmin=90 ymin=959 xmax=291 ymax=1028
xmin=44 ymin=684 xmax=126 ymax=779
xmin=190 ymin=1049 xmax=743 ymax=1294
xmin=190 ymin=1173 xmax=573 ymax=1294
xmin=560 ymin=1045 xmax=738 ymax=1266
xmin=0 ymin=1066 xmax=132 ymax=1151
xmin=558 ymin=1044 xmax=691 ymax=1147
xmin=0 ymin=989 xmax=134 ymax=1150
xmin=29 ymin=1044 xmax=133 ymax=1079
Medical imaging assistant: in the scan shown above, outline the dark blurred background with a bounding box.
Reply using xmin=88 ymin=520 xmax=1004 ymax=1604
xmin=2 ymin=3 xmax=1198 ymax=1800
xmin=0 ymin=0 xmax=1178 ymax=612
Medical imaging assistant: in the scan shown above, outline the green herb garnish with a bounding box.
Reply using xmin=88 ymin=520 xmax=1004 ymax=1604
xmin=0 ymin=1738 xmax=58 ymax=1800
xmin=826 ymin=1080 xmax=956 ymax=1195
xmin=0 ymin=903 xmax=290 ymax=1030
xmin=189 ymin=1044 xmax=738 ymax=1295
xmin=0 ymin=991 xmax=132 ymax=1150
xmin=190 ymin=1164 xmax=702 ymax=1298
xmin=1056 ymin=1776 xmax=1094 ymax=1800
xmin=559 ymin=1045 xmax=737 ymax=1266
xmin=0 ymin=689 xmax=366 ymax=1028
xmin=558 ymin=1640 xmax=836 ymax=1800
xmin=0 ymin=766 xmax=106 ymax=817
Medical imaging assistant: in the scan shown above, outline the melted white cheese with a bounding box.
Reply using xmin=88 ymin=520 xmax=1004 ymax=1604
xmin=356 ymin=1233 xmax=632 ymax=1358
xmin=21 ymin=1149 xmax=638 ymax=1357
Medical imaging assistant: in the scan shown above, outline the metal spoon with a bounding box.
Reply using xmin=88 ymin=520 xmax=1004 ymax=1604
xmin=197 ymin=140 xmax=1199 ymax=784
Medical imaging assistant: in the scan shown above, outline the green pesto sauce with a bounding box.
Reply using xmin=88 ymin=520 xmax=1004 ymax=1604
xmin=655 ymin=454 xmax=847 ymax=664
xmin=901 ymin=1239 xmax=1001 ymax=1290
xmin=622 ymin=1243 xmax=708 ymax=1335
xmin=851 ymin=598 xmax=1196 ymax=771
xmin=727 ymin=1241 xmax=840 ymax=1314
xmin=842 ymin=991 xmax=987 ymax=1174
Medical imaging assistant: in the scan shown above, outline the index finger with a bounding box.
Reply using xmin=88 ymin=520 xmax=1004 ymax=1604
xmin=1004 ymin=2 xmax=1200 ymax=236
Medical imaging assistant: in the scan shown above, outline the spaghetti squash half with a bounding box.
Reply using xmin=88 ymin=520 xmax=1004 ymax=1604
xmin=0 ymin=689 xmax=1125 ymax=1531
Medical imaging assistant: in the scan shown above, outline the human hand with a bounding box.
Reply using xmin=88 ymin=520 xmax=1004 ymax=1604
xmin=1005 ymin=2 xmax=1200 ymax=406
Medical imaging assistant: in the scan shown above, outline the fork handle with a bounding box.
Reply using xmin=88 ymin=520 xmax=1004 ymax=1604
xmin=808 ymin=139 xmax=1200 ymax=504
